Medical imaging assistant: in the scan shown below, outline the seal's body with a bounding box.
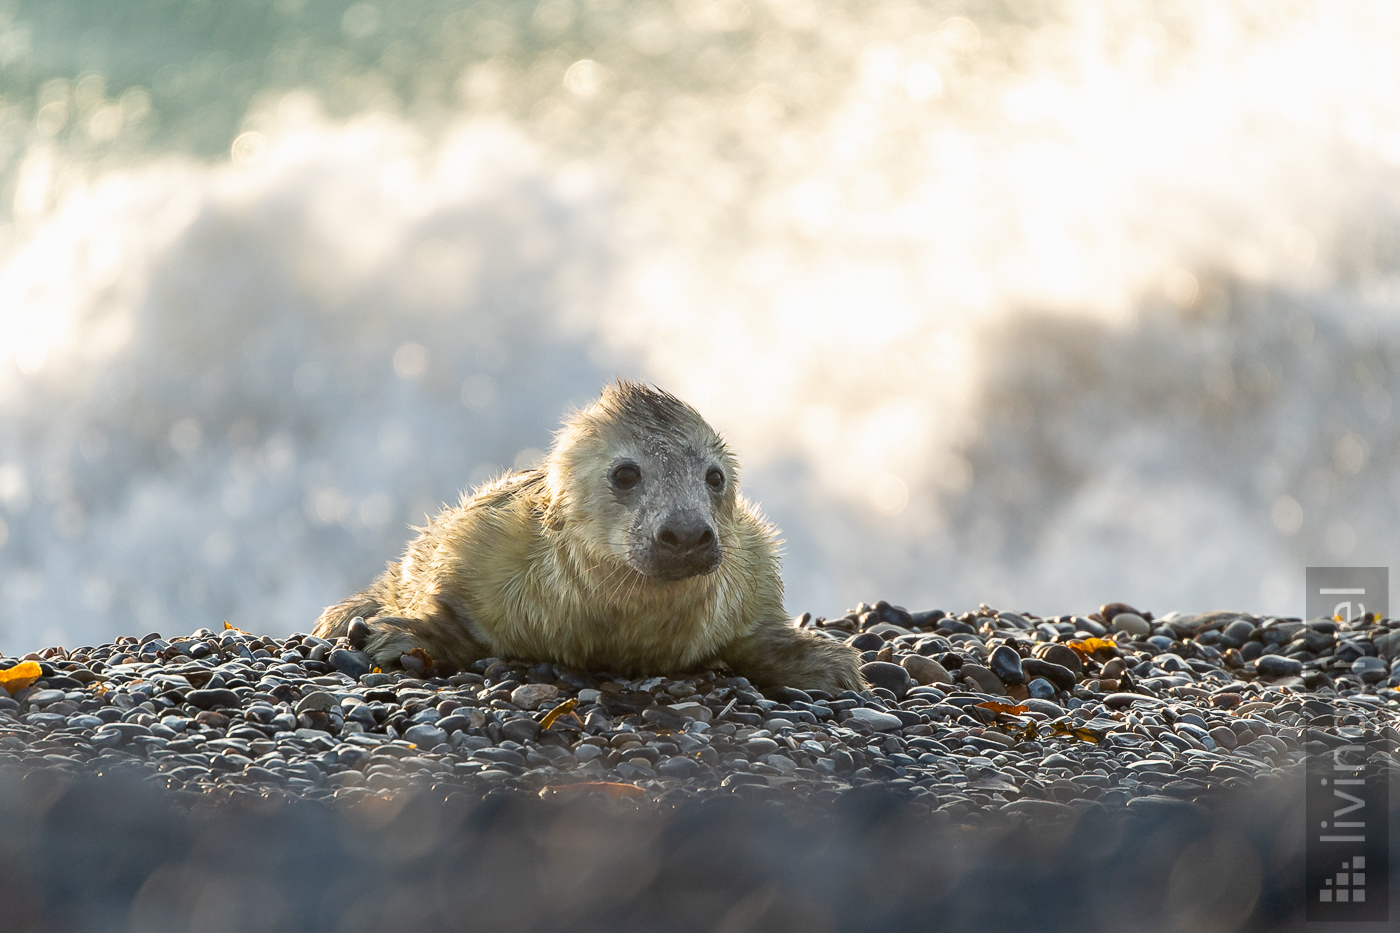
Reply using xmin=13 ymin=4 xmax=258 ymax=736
xmin=313 ymin=381 xmax=863 ymax=694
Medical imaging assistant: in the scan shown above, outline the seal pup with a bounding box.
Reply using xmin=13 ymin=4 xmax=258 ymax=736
xmin=314 ymin=380 xmax=863 ymax=694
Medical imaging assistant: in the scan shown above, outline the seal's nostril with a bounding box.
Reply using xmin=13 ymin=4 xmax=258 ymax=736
xmin=658 ymin=529 xmax=680 ymax=549
xmin=697 ymin=529 xmax=714 ymax=547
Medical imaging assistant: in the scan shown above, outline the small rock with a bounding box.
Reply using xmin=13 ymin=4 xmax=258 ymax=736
xmin=846 ymin=632 xmax=885 ymax=651
xmin=846 ymin=708 xmax=903 ymax=731
xmin=1100 ymin=603 xmax=1145 ymax=623
xmin=1221 ymin=619 xmax=1256 ymax=648
xmin=328 ymin=649 xmax=373 ymax=679
xmin=346 ymin=617 xmax=370 ymax=650
xmin=186 ymin=688 xmax=241 ymax=710
xmin=667 ymin=702 xmax=713 ymax=722
xmin=960 ymin=664 xmax=1007 ymax=696
xmin=1021 ymin=658 xmax=1076 ymax=691
xmin=1256 ymin=655 xmax=1303 ymax=677
xmin=404 ymin=724 xmax=448 ymax=747
xmin=1037 ymin=643 xmax=1083 ymax=676
xmin=26 ymin=689 xmax=67 ymax=707
xmin=399 ymin=652 xmax=427 ymax=679
xmin=1111 ymin=613 xmax=1151 ymax=637
xmin=295 ymin=691 xmax=335 ymax=714
xmin=859 ymin=661 xmax=912 ymax=699
xmin=1025 ymin=677 xmax=1056 ymax=700
xmin=1208 ymin=726 xmax=1238 ymax=750
xmin=989 ymin=645 xmax=1025 ymax=685
xmin=510 ymin=683 xmax=559 ymax=711
xmin=744 ymin=738 xmax=780 ymax=755
xmin=901 ymin=655 xmax=953 ymax=686
xmin=1022 ymin=698 xmax=1065 ymax=717
xmin=658 ymin=756 xmax=699 ymax=778
xmin=1351 ymin=656 xmax=1387 ymax=683
xmin=500 ymin=717 xmax=540 ymax=743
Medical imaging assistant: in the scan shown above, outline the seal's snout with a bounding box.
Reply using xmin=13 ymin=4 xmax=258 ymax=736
xmin=652 ymin=509 xmax=720 ymax=579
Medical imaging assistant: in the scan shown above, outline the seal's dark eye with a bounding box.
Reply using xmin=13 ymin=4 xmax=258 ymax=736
xmin=706 ymin=468 xmax=725 ymax=492
xmin=610 ymin=462 xmax=641 ymax=490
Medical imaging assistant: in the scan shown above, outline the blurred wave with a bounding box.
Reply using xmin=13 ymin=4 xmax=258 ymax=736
xmin=3 ymin=1 xmax=1400 ymax=649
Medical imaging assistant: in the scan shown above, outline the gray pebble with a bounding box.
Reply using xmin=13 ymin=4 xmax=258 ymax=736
xmin=845 ymin=708 xmax=902 ymax=731
xmin=1111 ymin=613 xmax=1151 ymax=637
xmin=328 ymin=649 xmax=373 ymax=679
xmin=1256 ymin=655 xmax=1303 ymax=677
xmin=989 ymin=645 xmax=1025 ymax=685
xmin=859 ymin=661 xmax=912 ymax=699
xmin=404 ymin=724 xmax=448 ymax=747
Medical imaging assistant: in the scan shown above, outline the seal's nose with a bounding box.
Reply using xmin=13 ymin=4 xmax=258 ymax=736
xmin=656 ymin=510 xmax=715 ymax=554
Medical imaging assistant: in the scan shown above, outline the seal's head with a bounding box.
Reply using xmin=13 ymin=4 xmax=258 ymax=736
xmin=546 ymin=380 xmax=737 ymax=582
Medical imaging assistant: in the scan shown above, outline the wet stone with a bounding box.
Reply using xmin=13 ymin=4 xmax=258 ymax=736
xmin=989 ymin=645 xmax=1025 ymax=685
xmin=901 ymin=655 xmax=953 ymax=686
xmin=1038 ymin=643 xmax=1083 ymax=676
xmin=1256 ymin=655 xmax=1303 ymax=677
xmin=1351 ymin=656 xmax=1387 ymax=682
xmin=960 ymin=664 xmax=1006 ymax=696
xmin=860 ymin=661 xmax=912 ymax=699
xmin=328 ymin=649 xmax=373 ymax=679
xmin=404 ymin=724 xmax=448 ymax=748
xmin=346 ymin=618 xmax=370 ymax=650
xmin=1025 ymin=677 xmax=1056 ymax=700
xmin=186 ymin=689 xmax=241 ymax=710
xmin=1021 ymin=658 xmax=1075 ymax=691
xmin=1221 ymin=619 xmax=1256 ymax=648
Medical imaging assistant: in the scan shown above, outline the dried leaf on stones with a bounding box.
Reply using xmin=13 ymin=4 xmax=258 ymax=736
xmin=976 ymin=701 xmax=1028 ymax=715
xmin=1067 ymin=638 xmax=1118 ymax=661
xmin=539 ymin=698 xmax=579 ymax=730
xmin=0 ymin=660 xmax=42 ymax=694
xmin=1050 ymin=722 xmax=1102 ymax=743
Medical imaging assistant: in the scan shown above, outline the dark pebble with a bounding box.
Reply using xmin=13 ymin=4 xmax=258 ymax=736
xmin=859 ymin=661 xmax=912 ymax=699
xmin=1221 ymin=619 xmax=1256 ymax=648
xmin=658 ymin=757 xmax=699 ymax=778
xmin=1256 ymin=655 xmax=1303 ymax=677
xmin=328 ymin=649 xmax=373 ymax=679
xmin=1037 ymin=643 xmax=1083 ymax=676
xmin=1021 ymin=658 xmax=1075 ymax=691
xmin=1025 ymin=677 xmax=1056 ymax=700
xmin=989 ymin=645 xmax=1024 ymax=685
xmin=847 ymin=632 xmax=886 ymax=651
xmin=346 ymin=617 xmax=370 ymax=650
xmin=500 ymin=718 xmax=539 ymax=743
xmin=186 ymin=689 xmax=241 ymax=710
xmin=960 ymin=664 xmax=1006 ymax=696
xmin=1350 ymin=656 xmax=1387 ymax=683
xmin=721 ymin=772 xmax=769 ymax=787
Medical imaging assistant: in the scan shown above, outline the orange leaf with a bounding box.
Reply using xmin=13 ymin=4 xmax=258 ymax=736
xmin=976 ymin=701 xmax=1028 ymax=715
xmin=1067 ymin=637 xmax=1119 ymax=660
xmin=540 ymin=782 xmax=646 ymax=800
xmin=0 ymin=660 xmax=43 ymax=695
xmin=1050 ymin=722 xmax=1102 ymax=744
xmin=539 ymin=697 xmax=579 ymax=730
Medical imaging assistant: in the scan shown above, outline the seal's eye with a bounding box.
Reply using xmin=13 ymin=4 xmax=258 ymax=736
xmin=706 ymin=467 xmax=725 ymax=492
xmin=610 ymin=462 xmax=641 ymax=490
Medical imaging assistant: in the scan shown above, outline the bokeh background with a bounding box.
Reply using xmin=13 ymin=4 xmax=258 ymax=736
xmin=2 ymin=1 xmax=1400 ymax=652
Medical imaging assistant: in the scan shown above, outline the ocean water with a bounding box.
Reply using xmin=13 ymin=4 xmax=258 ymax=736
xmin=2 ymin=1 xmax=1400 ymax=652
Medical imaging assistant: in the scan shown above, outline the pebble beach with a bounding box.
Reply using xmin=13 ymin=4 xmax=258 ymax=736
xmin=3 ymin=601 xmax=1398 ymax=931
